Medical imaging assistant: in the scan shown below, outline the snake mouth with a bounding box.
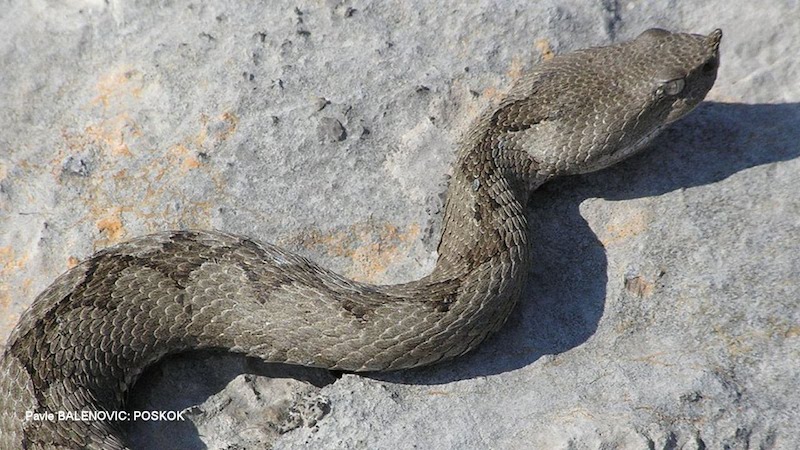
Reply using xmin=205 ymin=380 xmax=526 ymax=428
xmin=666 ymin=98 xmax=698 ymax=124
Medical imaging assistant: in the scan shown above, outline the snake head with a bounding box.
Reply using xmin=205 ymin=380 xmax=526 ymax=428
xmin=499 ymin=28 xmax=722 ymax=181
xmin=639 ymin=28 xmax=723 ymax=124
xmin=574 ymin=27 xmax=722 ymax=175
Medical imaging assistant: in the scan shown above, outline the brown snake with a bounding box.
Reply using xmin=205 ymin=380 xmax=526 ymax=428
xmin=0 ymin=28 xmax=721 ymax=448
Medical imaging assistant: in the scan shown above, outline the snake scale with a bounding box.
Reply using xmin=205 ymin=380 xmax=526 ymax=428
xmin=0 ymin=28 xmax=721 ymax=449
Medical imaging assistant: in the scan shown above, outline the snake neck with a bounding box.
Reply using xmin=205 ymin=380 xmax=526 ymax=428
xmin=429 ymin=134 xmax=543 ymax=283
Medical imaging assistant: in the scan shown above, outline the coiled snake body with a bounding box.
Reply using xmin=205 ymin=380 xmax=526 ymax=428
xmin=0 ymin=28 xmax=721 ymax=449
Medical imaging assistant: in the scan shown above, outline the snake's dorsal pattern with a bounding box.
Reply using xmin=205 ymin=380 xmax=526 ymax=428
xmin=0 ymin=28 xmax=721 ymax=449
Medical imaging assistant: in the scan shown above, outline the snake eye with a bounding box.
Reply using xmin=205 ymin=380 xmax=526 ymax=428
xmin=658 ymin=78 xmax=685 ymax=97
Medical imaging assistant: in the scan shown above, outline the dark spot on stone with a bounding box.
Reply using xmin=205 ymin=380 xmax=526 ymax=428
xmin=271 ymin=116 xmax=280 ymax=124
xmin=624 ymin=274 xmax=654 ymax=297
xmin=297 ymin=29 xmax=311 ymax=38
xmin=318 ymin=117 xmax=347 ymax=142
xmin=315 ymin=97 xmax=331 ymax=111
xmin=345 ymin=7 xmax=357 ymax=17
xmin=680 ymin=391 xmax=704 ymax=403
xmin=62 ymin=154 xmax=92 ymax=177
xmin=198 ymin=32 xmax=216 ymax=42
xmin=694 ymin=437 xmax=707 ymax=450
xmin=416 ymin=85 xmax=430 ymax=93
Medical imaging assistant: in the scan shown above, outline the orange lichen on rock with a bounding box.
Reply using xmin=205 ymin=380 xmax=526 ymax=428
xmin=84 ymin=67 xmax=147 ymax=158
xmin=0 ymin=247 xmax=30 ymax=335
xmin=170 ymin=144 xmax=203 ymax=171
xmin=506 ymin=55 xmax=525 ymax=82
xmin=287 ymin=221 xmax=421 ymax=283
xmin=535 ymin=38 xmax=555 ymax=60
xmin=182 ymin=156 xmax=203 ymax=171
xmin=96 ymin=209 xmax=126 ymax=243
xmin=0 ymin=246 xmax=28 ymax=273
xmin=216 ymin=111 xmax=239 ymax=141
xmin=481 ymin=85 xmax=505 ymax=104
xmin=600 ymin=209 xmax=650 ymax=246
xmin=0 ymin=287 xmax=16 ymax=348
xmin=84 ymin=115 xmax=139 ymax=158
xmin=92 ymin=67 xmax=144 ymax=110
xmin=624 ymin=275 xmax=655 ymax=297
xmin=0 ymin=288 xmax=10 ymax=312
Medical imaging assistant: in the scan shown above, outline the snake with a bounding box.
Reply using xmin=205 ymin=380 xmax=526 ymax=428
xmin=0 ymin=28 xmax=721 ymax=449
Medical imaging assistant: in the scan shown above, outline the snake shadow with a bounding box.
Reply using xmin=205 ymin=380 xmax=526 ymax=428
xmin=375 ymin=100 xmax=800 ymax=385
xmin=125 ymin=102 xmax=799 ymax=446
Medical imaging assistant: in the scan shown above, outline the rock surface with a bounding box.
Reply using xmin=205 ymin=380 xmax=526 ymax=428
xmin=1 ymin=0 xmax=798 ymax=449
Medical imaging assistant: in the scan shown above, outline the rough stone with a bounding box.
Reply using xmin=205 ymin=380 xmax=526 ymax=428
xmin=317 ymin=117 xmax=347 ymax=142
xmin=0 ymin=1 xmax=798 ymax=449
